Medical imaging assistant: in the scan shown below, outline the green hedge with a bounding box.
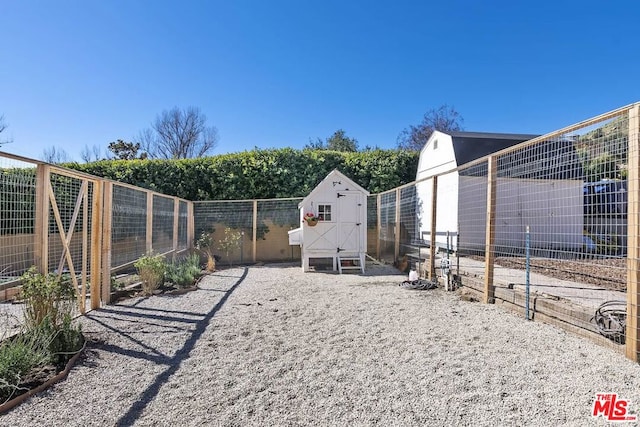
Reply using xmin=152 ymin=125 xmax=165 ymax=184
xmin=67 ymin=148 xmax=418 ymax=200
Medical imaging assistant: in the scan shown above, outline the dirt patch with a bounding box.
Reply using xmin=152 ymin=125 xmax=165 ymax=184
xmin=469 ymin=255 xmax=626 ymax=291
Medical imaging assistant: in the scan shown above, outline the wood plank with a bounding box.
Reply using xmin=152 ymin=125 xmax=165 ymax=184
xmin=627 ymin=104 xmax=640 ymax=361
xmin=252 ymin=200 xmax=258 ymax=263
xmin=429 ymin=177 xmax=438 ymax=280
xmin=394 ymin=188 xmax=400 ymax=261
xmin=376 ymin=194 xmax=381 ymax=259
xmin=187 ymin=201 xmax=195 ymax=250
xmin=101 ymin=182 xmax=113 ymax=304
xmin=81 ymin=182 xmax=88 ymax=313
xmin=146 ymin=192 xmax=153 ymax=254
xmin=484 ymin=156 xmax=497 ymax=303
xmin=172 ymin=198 xmax=179 ymax=261
xmin=90 ymin=180 xmax=103 ymax=309
xmin=34 ymin=165 xmax=50 ymax=273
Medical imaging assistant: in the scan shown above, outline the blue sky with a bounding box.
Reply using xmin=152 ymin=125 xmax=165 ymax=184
xmin=1 ymin=0 xmax=638 ymax=161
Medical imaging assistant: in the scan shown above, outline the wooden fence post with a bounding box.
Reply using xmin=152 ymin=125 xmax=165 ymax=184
xmin=34 ymin=164 xmax=50 ymax=274
xmin=90 ymin=180 xmax=103 ymax=309
xmin=429 ymin=176 xmax=438 ymax=281
xmin=394 ymin=188 xmax=401 ymax=261
xmin=101 ymin=182 xmax=113 ymax=305
xmin=187 ymin=201 xmax=195 ymax=250
xmin=484 ymin=156 xmax=497 ymax=304
xmin=627 ymin=104 xmax=640 ymax=362
xmin=172 ymin=198 xmax=179 ymax=260
xmin=252 ymin=200 xmax=258 ymax=263
xmin=146 ymin=192 xmax=153 ymax=254
xmin=376 ymin=194 xmax=381 ymax=259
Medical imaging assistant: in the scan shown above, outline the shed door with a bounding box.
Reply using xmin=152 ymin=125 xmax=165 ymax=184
xmin=337 ymin=191 xmax=362 ymax=253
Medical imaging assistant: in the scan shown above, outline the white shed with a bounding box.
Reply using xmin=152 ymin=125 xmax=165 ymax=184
xmin=415 ymin=131 xmax=585 ymax=252
xmin=288 ymin=169 xmax=370 ymax=273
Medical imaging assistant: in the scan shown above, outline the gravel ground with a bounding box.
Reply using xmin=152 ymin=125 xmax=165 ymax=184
xmin=2 ymin=263 xmax=640 ymax=426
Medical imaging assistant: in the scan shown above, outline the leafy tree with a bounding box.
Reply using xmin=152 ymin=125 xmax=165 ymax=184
xmin=397 ymin=104 xmax=464 ymax=151
xmin=326 ymin=129 xmax=358 ymax=152
xmin=138 ymin=106 xmax=219 ymax=159
xmin=584 ymin=153 xmax=619 ymax=180
xmin=108 ymin=139 xmax=147 ymax=160
xmin=305 ymin=129 xmax=359 ymax=152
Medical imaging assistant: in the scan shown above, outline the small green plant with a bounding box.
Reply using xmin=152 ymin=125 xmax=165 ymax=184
xmin=33 ymin=315 xmax=83 ymax=366
xmin=20 ymin=267 xmax=76 ymax=330
xmin=134 ymin=253 xmax=166 ymax=296
xmin=110 ymin=275 xmax=124 ymax=291
xmin=195 ymin=229 xmax=217 ymax=272
xmin=218 ymin=228 xmax=243 ymax=267
xmin=1 ymin=268 xmax=85 ymax=404
xmin=0 ymin=331 xmax=50 ymax=403
xmin=165 ymin=254 xmax=201 ymax=288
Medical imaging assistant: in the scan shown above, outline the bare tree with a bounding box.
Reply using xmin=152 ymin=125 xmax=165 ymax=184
xmin=80 ymin=144 xmax=104 ymax=162
xmin=139 ymin=107 xmax=219 ymax=159
xmin=42 ymin=146 xmax=71 ymax=164
xmin=397 ymin=104 xmax=464 ymax=151
xmin=0 ymin=114 xmax=12 ymax=146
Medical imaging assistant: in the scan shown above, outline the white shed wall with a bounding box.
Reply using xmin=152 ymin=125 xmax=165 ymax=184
xmin=458 ymin=176 xmax=584 ymax=252
xmin=416 ymin=133 xmax=457 ymax=180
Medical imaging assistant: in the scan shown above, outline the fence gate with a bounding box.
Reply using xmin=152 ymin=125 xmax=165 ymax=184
xmin=36 ymin=165 xmax=103 ymax=313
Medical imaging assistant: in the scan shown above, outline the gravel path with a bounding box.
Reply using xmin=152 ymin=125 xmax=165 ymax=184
xmin=2 ymin=263 xmax=640 ymax=426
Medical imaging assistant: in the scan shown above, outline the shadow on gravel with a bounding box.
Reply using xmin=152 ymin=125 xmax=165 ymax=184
xmin=91 ymin=267 xmax=248 ymax=427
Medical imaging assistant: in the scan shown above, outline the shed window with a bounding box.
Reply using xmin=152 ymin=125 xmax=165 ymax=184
xmin=433 ymin=140 xmax=438 ymax=150
xmin=317 ymin=204 xmax=332 ymax=221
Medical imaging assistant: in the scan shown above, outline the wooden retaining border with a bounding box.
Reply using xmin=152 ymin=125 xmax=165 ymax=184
xmin=458 ymin=275 xmax=625 ymax=355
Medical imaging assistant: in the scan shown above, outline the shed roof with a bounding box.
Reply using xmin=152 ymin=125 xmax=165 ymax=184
xmin=298 ymin=169 xmax=370 ymax=208
xmin=446 ymin=131 xmax=539 ymax=166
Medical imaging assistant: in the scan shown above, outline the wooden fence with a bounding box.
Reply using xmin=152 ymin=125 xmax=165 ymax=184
xmin=0 ymin=152 xmax=193 ymax=310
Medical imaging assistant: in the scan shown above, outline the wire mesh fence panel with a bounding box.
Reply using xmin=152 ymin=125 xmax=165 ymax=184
xmin=111 ymin=184 xmax=147 ymax=268
xmin=378 ymin=191 xmax=396 ymax=264
xmin=177 ymin=200 xmax=188 ymax=251
xmin=193 ymin=201 xmax=254 ymax=265
xmin=47 ymin=172 xmax=93 ymax=276
xmin=256 ymin=198 xmax=302 ymax=261
xmin=152 ymin=195 xmax=175 ymax=255
xmin=485 ymin=114 xmax=630 ymax=346
xmin=47 ymin=170 xmax=94 ymax=313
xmin=367 ymin=195 xmax=378 ymax=258
xmin=458 ymin=162 xmax=489 ymax=255
xmin=397 ymin=185 xmax=419 ymax=271
xmin=0 ymin=158 xmax=37 ymax=285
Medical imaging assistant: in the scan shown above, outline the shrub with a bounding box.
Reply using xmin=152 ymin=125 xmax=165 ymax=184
xmin=134 ymin=253 xmax=166 ymax=296
xmin=195 ymin=229 xmax=217 ymax=272
xmin=67 ymin=148 xmax=419 ymax=200
xmin=218 ymin=229 xmax=243 ymax=267
xmin=0 ymin=330 xmax=50 ymax=402
xmin=165 ymin=254 xmax=201 ymax=288
xmin=20 ymin=267 xmax=76 ymax=330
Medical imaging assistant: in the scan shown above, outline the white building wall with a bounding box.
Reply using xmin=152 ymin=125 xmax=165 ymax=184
xmin=458 ymin=176 xmax=584 ymax=252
